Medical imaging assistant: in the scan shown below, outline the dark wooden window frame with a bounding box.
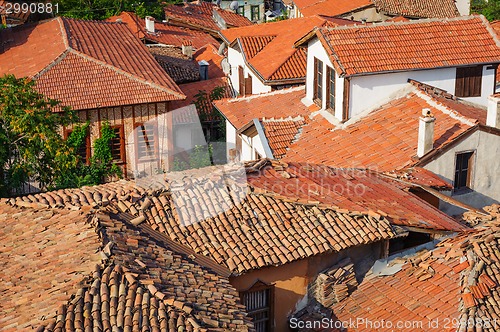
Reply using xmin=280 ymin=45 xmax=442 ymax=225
xmin=240 ymin=280 xmax=274 ymax=332
xmin=238 ymin=66 xmax=245 ymax=96
xmin=455 ymin=65 xmax=483 ymax=97
xmin=326 ymin=66 xmax=335 ymax=112
xmin=64 ymin=128 xmax=91 ymax=165
xmin=134 ymin=122 xmax=159 ymax=163
xmin=453 ymin=150 xmax=475 ymax=193
xmin=109 ymin=124 xmax=126 ymax=164
xmin=313 ymin=57 xmax=323 ymax=106
xmin=251 ymin=5 xmax=260 ymax=21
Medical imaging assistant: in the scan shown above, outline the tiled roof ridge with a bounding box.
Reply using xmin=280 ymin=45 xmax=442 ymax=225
xmin=261 ymin=115 xmax=305 ymax=122
xmin=224 ymin=85 xmax=305 ymax=103
xmin=266 ymin=48 xmax=305 ymax=80
xmin=414 ymin=88 xmax=479 ymax=127
xmin=89 ymin=212 xmax=204 ymax=324
xmin=67 ymin=49 xmax=186 ymax=99
xmin=316 ymin=27 xmax=346 ymax=76
xmin=32 ymin=49 xmax=71 ymax=79
xmin=321 ymin=14 xmax=487 ymax=31
xmin=301 ymin=0 xmax=370 ymax=11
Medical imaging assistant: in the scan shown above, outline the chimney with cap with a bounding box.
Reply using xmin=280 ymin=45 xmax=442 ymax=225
xmin=145 ymin=16 xmax=155 ymax=34
xmin=417 ymin=108 xmax=435 ymax=157
xmin=487 ymin=94 xmax=500 ymax=129
xmin=199 ymin=60 xmax=209 ymax=80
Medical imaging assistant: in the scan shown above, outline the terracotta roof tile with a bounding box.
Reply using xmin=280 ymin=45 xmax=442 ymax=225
xmin=165 ymin=1 xmax=252 ymax=36
xmin=293 ymin=0 xmax=372 ymax=17
xmin=247 ymin=161 xmax=467 ymax=232
xmin=221 ymin=16 xmax=344 ymax=82
xmin=315 ymin=15 xmax=500 ymax=77
xmin=0 ymin=17 xmax=184 ymax=110
xmin=107 ymin=11 xmax=219 ymax=49
xmin=214 ymin=87 xmax=311 ymax=129
xmin=329 ymin=218 xmax=500 ymax=331
xmin=261 ymin=118 xmax=306 ymax=159
xmin=0 ymin=198 xmax=251 ymax=330
xmin=372 ymin=0 xmax=460 ymax=18
xmin=194 ymin=43 xmax=226 ymax=78
xmin=284 ymin=84 xmax=483 ymax=171
xmin=148 ymin=45 xmax=200 ymax=83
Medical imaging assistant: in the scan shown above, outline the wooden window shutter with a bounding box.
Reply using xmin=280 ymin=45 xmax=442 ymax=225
xmin=238 ymin=66 xmax=245 ymax=96
xmin=245 ymin=75 xmax=253 ymax=95
xmin=342 ymin=78 xmax=350 ymax=122
xmin=313 ymin=58 xmax=318 ymax=100
xmin=455 ymin=66 xmax=482 ymax=97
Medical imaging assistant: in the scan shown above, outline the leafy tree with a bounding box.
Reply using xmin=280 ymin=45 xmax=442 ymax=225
xmin=53 ymin=0 xmax=171 ymax=20
xmin=193 ymin=85 xmax=227 ymax=143
xmin=0 ymin=75 xmax=77 ymax=196
xmin=472 ymin=0 xmax=500 ymax=21
xmin=58 ymin=122 xmax=122 ymax=188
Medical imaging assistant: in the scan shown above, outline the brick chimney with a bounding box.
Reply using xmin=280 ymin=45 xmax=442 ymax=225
xmin=487 ymin=95 xmax=500 ymax=129
xmin=182 ymin=40 xmax=193 ymax=59
xmin=145 ymin=16 xmax=155 ymax=34
xmin=417 ymin=108 xmax=435 ymax=157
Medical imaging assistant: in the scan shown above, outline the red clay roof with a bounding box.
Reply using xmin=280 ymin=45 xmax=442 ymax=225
xmin=164 ymin=1 xmax=252 ymax=35
xmin=284 ymin=84 xmax=484 ymax=171
xmin=331 ymin=221 xmax=500 ymax=331
xmin=107 ymin=11 xmax=219 ymax=49
xmin=311 ymin=15 xmax=500 ymax=77
xmin=221 ymin=16 xmax=337 ymax=82
xmin=247 ymin=161 xmax=467 ymax=232
xmin=0 ymin=17 xmax=184 ymax=110
xmin=0 ymin=200 xmax=251 ymax=330
xmin=3 ymin=164 xmax=397 ymax=276
xmin=261 ymin=118 xmax=306 ymax=159
xmin=193 ymin=43 xmax=226 ymax=78
xmin=214 ymin=87 xmax=312 ymax=129
xmin=294 ymin=0 xmax=372 ymax=17
xmin=373 ymin=0 xmax=460 ymax=18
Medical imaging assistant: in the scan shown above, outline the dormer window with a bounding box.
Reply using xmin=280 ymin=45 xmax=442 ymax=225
xmin=313 ymin=57 xmax=323 ymax=105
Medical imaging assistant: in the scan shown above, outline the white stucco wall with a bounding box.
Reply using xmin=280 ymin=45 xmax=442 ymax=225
xmin=227 ymin=46 xmax=272 ymax=95
xmin=226 ymin=120 xmax=237 ymax=158
xmin=423 ymin=130 xmax=500 ymax=214
xmin=306 ymin=37 xmax=496 ymax=121
xmin=240 ymin=133 xmax=266 ymax=161
xmin=349 ymin=65 xmax=495 ymax=118
xmin=305 ymin=38 xmax=344 ymax=120
xmin=455 ymin=0 xmax=471 ymax=15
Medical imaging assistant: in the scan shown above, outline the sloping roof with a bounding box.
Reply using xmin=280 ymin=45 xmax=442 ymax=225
xmin=107 ymin=11 xmax=219 ymax=49
xmin=293 ymin=0 xmax=372 ymax=17
xmin=171 ymin=77 xmax=232 ymax=123
xmin=220 ymin=16 xmax=348 ymax=83
xmin=194 ymin=43 xmax=226 ymax=79
xmin=305 ymin=15 xmax=500 ymax=77
xmin=331 ymin=218 xmax=500 ymax=331
xmin=0 ymin=196 xmax=251 ymax=330
xmin=148 ymin=45 xmax=200 ymax=83
xmin=4 ymin=160 xmax=467 ymax=276
xmin=214 ymin=86 xmax=312 ymax=129
xmin=246 ymin=161 xmax=467 ymax=232
xmin=0 ymin=17 xmax=184 ymax=110
xmin=284 ymin=83 xmax=485 ymax=171
xmin=261 ymin=118 xmax=306 ymax=159
xmin=372 ymin=0 xmax=460 ymax=18
xmin=489 ymin=20 xmax=500 ymax=83
xmin=164 ymin=1 xmax=252 ymax=36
